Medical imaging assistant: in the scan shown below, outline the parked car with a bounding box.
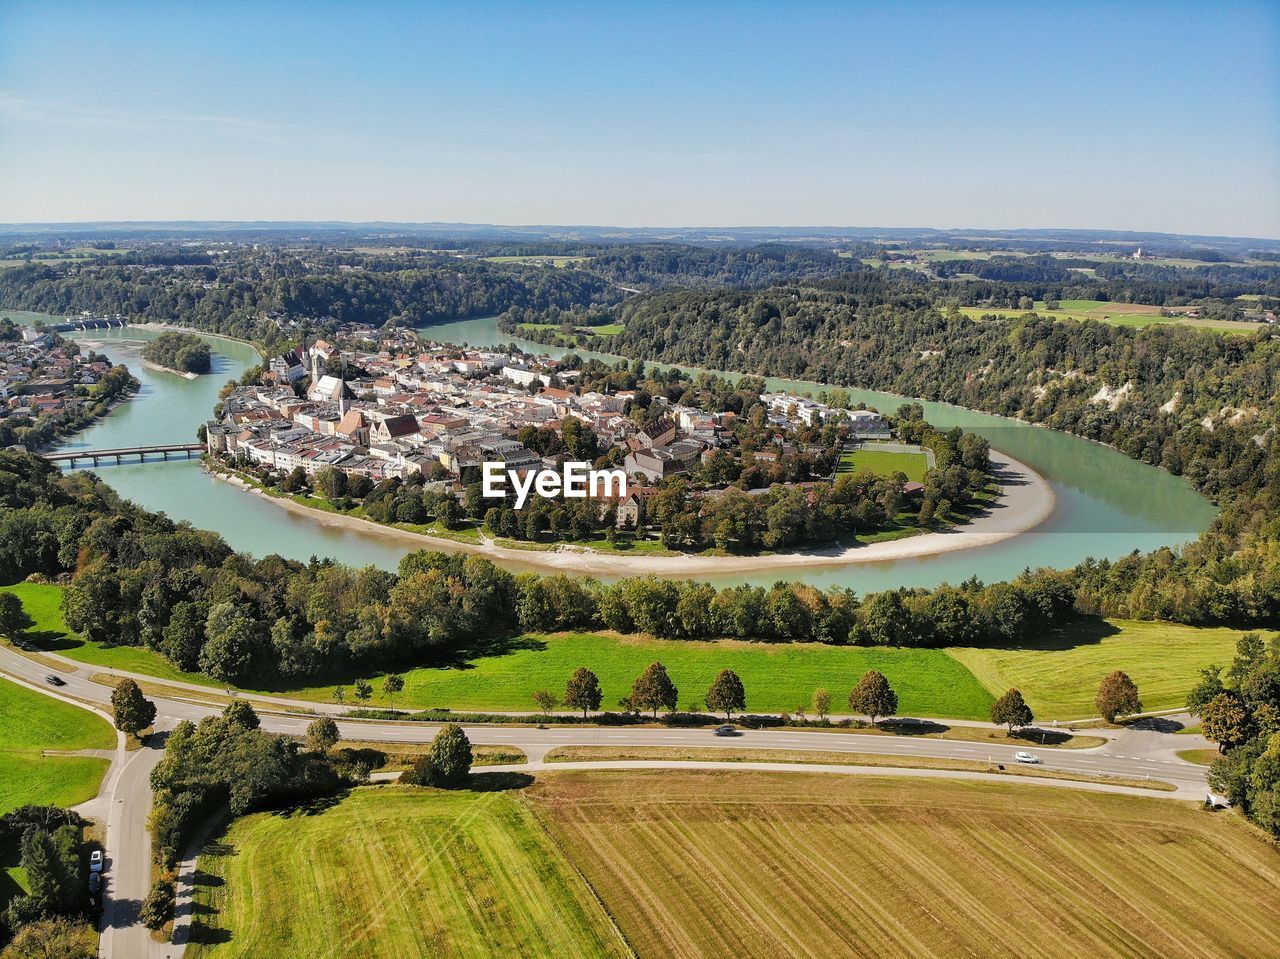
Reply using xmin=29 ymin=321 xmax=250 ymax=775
xmin=89 ymin=850 xmax=103 ymax=873
xmin=88 ymin=872 xmax=101 ymax=893
xmin=1014 ymin=751 xmax=1040 ymax=764
xmin=714 ymin=725 xmax=738 ymax=737
xmin=44 ymin=674 xmax=65 ymax=687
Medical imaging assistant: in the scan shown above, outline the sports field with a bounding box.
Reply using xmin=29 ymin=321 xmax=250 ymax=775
xmin=0 ymin=676 xmax=114 ymax=815
xmin=535 ymin=770 xmax=1280 ymax=959
xmin=186 ymin=785 xmax=631 ymax=959
xmin=947 ymin=619 xmax=1263 ymax=719
xmin=838 ymin=448 xmax=929 ymax=482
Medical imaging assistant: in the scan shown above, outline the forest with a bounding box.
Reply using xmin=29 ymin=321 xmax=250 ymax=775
xmin=140 ymin=330 xmax=211 ymax=374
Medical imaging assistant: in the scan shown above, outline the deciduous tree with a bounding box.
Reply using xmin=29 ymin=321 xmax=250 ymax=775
xmin=705 ymin=668 xmax=746 ymax=718
xmin=848 ymin=670 xmax=898 ymax=725
xmin=1096 ymin=670 xmax=1142 ymax=723
xmin=306 ymin=717 xmax=340 ymax=753
xmin=563 ymin=667 xmax=602 ymax=717
xmin=111 ymin=679 xmax=156 ymax=737
xmin=990 ymin=688 xmax=1033 ymax=732
xmin=630 ymin=662 xmax=678 ymax=718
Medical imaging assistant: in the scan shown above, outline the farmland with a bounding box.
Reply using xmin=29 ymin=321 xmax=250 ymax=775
xmin=956 ymin=300 xmax=1260 ymax=333
xmin=535 ymin=770 xmax=1280 ymax=959
xmin=186 ymin=785 xmax=630 ymax=959
xmin=947 ymin=619 xmax=1264 ymax=720
xmin=0 ymin=676 xmax=114 ymax=815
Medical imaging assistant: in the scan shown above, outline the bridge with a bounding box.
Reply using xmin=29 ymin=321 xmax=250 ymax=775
xmin=42 ymin=443 xmax=204 ymax=467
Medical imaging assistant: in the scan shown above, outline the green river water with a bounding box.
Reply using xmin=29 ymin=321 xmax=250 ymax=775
xmin=50 ymin=318 xmax=1215 ymax=592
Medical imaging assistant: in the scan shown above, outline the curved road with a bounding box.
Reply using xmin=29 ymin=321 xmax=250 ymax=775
xmin=0 ymin=644 xmax=1213 ymax=959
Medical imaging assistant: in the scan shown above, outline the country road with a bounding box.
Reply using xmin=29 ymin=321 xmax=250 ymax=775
xmin=0 ymin=643 xmax=1216 ymax=958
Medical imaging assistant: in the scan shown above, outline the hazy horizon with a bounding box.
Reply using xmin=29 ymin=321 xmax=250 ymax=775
xmin=2 ymin=1 xmax=1277 ymax=237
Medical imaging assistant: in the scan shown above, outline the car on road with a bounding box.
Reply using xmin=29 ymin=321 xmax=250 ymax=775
xmin=88 ymin=872 xmax=101 ymax=893
xmin=714 ymin=725 xmax=738 ymax=737
xmin=44 ymin=674 xmax=65 ymax=687
xmin=1014 ymin=751 xmax=1040 ymax=764
xmin=89 ymin=850 xmax=103 ymax=873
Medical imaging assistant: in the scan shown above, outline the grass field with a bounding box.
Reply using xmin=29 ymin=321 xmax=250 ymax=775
xmin=187 ymin=785 xmax=631 ymax=959
xmin=956 ymin=301 xmax=1259 ymax=334
xmin=5 ymin=583 xmax=1243 ymax=723
xmin=535 ymin=770 xmax=1280 ymax=959
xmin=292 ymin=633 xmax=996 ymax=719
xmin=0 ymin=676 xmax=114 ymax=815
xmin=947 ymin=619 xmax=1267 ymax=720
xmin=838 ymin=448 xmax=928 ymax=482
xmin=482 ymin=255 xmax=591 ymax=267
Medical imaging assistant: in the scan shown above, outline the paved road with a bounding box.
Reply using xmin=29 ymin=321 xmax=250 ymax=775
xmin=0 ymin=643 xmax=1215 ymax=957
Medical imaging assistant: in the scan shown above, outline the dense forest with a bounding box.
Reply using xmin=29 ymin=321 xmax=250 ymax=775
xmin=140 ymin=330 xmax=211 ymax=374
xmin=581 ymin=283 xmax=1280 ymax=626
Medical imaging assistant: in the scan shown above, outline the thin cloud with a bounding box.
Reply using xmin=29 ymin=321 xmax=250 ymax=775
xmin=0 ymin=92 xmax=331 ymax=147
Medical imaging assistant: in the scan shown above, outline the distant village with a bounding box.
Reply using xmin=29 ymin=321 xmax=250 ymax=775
xmin=0 ymin=324 xmax=123 ymax=421
xmin=205 ymin=336 xmax=895 ymax=522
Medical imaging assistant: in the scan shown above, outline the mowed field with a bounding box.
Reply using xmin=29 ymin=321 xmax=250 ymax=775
xmin=956 ymin=300 xmax=1258 ymax=333
xmin=838 ymin=448 xmax=928 ymax=482
xmin=535 ymin=770 xmax=1280 ymax=959
xmin=0 ymin=676 xmax=114 ymax=815
xmin=187 ymin=785 xmax=631 ymax=959
xmin=5 ymin=582 xmax=1238 ymax=722
xmin=947 ymin=619 xmax=1266 ymax=719
xmin=1 ymin=584 xmax=990 ymax=717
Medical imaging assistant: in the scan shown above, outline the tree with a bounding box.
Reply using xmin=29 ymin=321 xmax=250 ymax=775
xmin=1096 ymin=670 xmax=1142 ymax=723
xmin=110 ymin=679 xmax=156 ymax=738
xmin=990 ymin=688 xmax=1033 ymax=732
xmin=630 ymin=662 xmax=678 ymax=718
xmin=813 ymin=688 xmax=831 ymax=721
xmin=532 ymin=690 xmax=559 ymax=717
xmin=333 ymin=686 xmax=345 ymax=706
xmin=306 ymin=716 xmax=340 ymax=753
xmin=563 ymin=667 xmax=603 ymax=718
xmin=222 ymin=699 xmax=260 ymax=731
xmin=1 ymin=917 xmax=97 ymax=959
xmin=140 ymin=879 xmax=176 ymax=930
xmin=382 ymin=673 xmax=404 ymax=709
xmin=705 ymin=669 xmax=746 ymax=718
xmin=354 ymin=679 xmax=373 ymax=702
xmin=1186 ymin=665 xmax=1225 ymax=715
xmin=1201 ymin=692 xmax=1252 ymax=751
xmin=0 ymin=590 xmax=34 ymax=638
xmin=407 ymin=723 xmax=472 ymax=787
xmin=848 ymin=670 xmax=898 ymax=725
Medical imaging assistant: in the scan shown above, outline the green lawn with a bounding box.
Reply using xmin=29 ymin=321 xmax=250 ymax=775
xmin=956 ymin=302 xmax=1258 ymax=334
xmin=187 ymin=785 xmax=630 ymax=959
xmin=838 ymin=448 xmax=929 ymax=482
xmin=317 ymin=633 xmax=996 ymax=719
xmin=1 ymin=582 xmax=224 ymax=687
xmin=0 ymin=676 xmax=114 ymax=815
xmin=947 ymin=619 xmax=1265 ymax=720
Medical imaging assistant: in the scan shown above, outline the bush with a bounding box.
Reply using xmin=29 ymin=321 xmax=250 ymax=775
xmin=140 ymin=879 xmax=176 ymax=930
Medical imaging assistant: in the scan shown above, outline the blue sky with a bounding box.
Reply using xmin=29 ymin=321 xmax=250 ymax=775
xmin=1 ymin=1 xmax=1277 ymax=236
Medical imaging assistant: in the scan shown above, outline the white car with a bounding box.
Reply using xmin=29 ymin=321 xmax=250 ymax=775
xmin=89 ymin=850 xmax=104 ymax=873
xmin=1014 ymin=751 xmax=1040 ymax=764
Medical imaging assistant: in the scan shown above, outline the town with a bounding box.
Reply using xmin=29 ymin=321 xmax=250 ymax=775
xmin=204 ymin=336 xmax=903 ymax=534
xmin=0 ymin=319 xmax=135 ymax=448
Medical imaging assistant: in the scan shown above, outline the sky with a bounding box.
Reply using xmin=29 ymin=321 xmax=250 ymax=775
xmin=1 ymin=1 xmax=1278 ymax=237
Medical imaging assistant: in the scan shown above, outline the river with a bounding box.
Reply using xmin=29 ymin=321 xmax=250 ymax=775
xmin=52 ymin=318 xmax=1215 ymax=591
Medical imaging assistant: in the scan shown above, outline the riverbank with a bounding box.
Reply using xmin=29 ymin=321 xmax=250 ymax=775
xmin=140 ymin=358 xmax=200 ymax=380
xmin=208 ymin=450 xmax=1055 ymax=576
xmin=131 ymin=321 xmax=267 ymax=358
